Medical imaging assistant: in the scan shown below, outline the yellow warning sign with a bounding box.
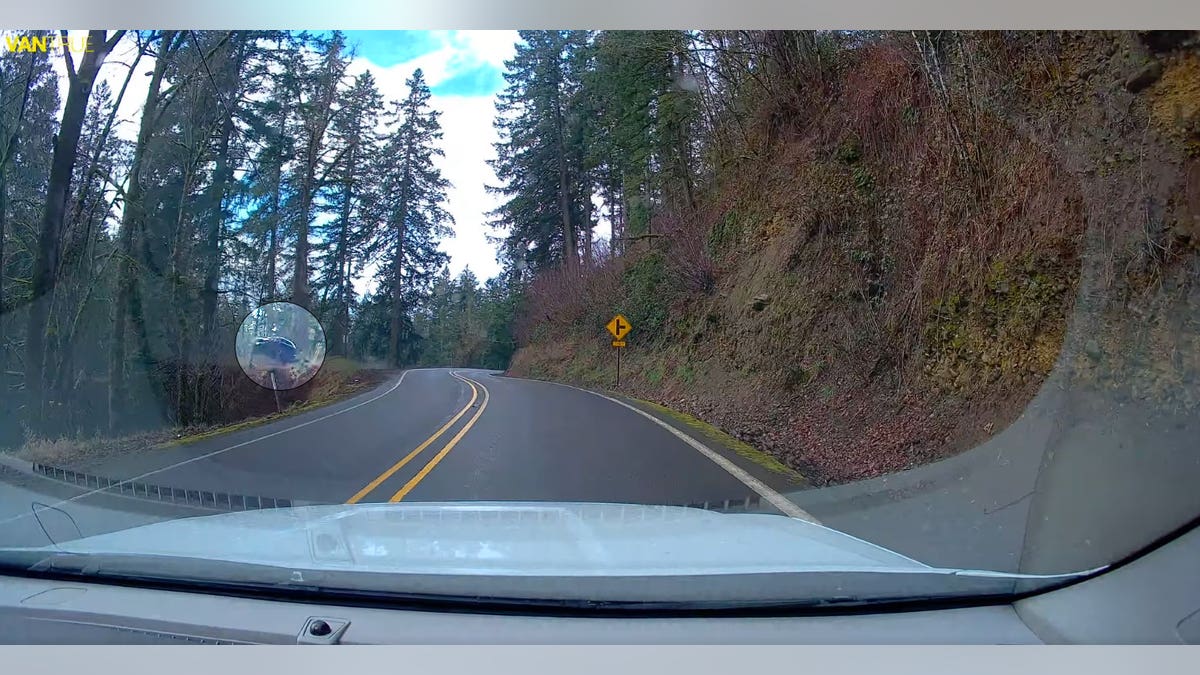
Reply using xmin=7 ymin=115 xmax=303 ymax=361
xmin=606 ymin=314 xmax=632 ymax=340
xmin=612 ymin=340 xmax=626 ymax=348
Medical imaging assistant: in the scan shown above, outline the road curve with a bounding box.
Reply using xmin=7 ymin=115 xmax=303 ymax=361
xmin=23 ymin=368 xmax=806 ymax=518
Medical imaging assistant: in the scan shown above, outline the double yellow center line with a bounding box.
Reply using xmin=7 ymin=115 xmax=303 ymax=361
xmin=345 ymin=371 xmax=491 ymax=504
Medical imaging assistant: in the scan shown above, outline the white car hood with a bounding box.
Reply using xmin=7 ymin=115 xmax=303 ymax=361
xmin=41 ymin=502 xmax=932 ymax=577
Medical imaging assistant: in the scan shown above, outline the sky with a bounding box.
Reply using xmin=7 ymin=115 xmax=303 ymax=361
xmin=53 ymin=29 xmax=518 ymax=293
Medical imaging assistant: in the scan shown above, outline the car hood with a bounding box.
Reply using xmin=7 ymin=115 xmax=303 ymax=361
xmin=30 ymin=502 xmax=933 ymax=577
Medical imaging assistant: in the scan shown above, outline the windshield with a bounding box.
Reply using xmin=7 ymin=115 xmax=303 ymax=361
xmin=0 ymin=28 xmax=1197 ymax=610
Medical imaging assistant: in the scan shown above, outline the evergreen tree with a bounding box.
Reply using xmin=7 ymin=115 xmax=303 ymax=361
xmin=584 ymin=30 xmax=698 ymax=238
xmin=288 ymin=31 xmax=349 ymax=309
xmin=488 ymin=30 xmax=590 ymax=275
xmin=316 ymin=71 xmax=383 ymax=356
xmin=370 ymin=68 xmax=452 ymax=367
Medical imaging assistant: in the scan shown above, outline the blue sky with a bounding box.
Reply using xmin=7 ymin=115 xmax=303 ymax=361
xmin=342 ymin=30 xmax=443 ymax=66
xmin=340 ymin=31 xmax=504 ymax=95
xmin=341 ymin=31 xmax=506 ymax=97
xmin=341 ymin=30 xmax=510 ymax=97
xmin=431 ymin=61 xmax=506 ymax=97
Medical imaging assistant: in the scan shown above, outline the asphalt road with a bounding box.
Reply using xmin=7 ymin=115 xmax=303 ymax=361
xmin=7 ymin=366 xmax=1192 ymax=575
xmin=1 ymin=369 xmax=809 ymax=529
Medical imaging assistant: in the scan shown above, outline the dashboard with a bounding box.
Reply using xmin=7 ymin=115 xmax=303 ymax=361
xmin=1 ymin=522 xmax=1195 ymax=644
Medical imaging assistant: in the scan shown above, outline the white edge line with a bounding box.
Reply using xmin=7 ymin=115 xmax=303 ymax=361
xmin=518 ymin=376 xmax=820 ymax=524
xmin=0 ymin=369 xmax=420 ymax=523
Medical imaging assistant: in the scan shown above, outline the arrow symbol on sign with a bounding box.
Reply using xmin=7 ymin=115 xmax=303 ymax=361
xmin=606 ymin=314 xmax=632 ymax=340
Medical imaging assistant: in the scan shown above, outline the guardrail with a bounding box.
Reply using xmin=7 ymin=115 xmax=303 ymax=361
xmin=27 ymin=461 xmax=765 ymax=514
xmin=29 ymin=462 xmax=295 ymax=511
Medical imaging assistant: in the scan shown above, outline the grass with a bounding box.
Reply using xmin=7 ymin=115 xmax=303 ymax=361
xmin=675 ymin=363 xmax=696 ymax=384
xmin=645 ymin=363 xmax=665 ymax=385
xmin=631 ymin=396 xmax=806 ymax=483
xmin=164 ymin=397 xmax=331 ymax=447
xmin=16 ymin=432 xmax=168 ymax=466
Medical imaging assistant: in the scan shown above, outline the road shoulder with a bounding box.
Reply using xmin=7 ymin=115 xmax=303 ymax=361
xmin=3 ymin=370 xmax=409 ymax=483
xmin=614 ymin=395 xmax=811 ymax=493
xmin=490 ymin=372 xmax=815 ymax=521
xmin=493 ymin=372 xmax=809 ymax=494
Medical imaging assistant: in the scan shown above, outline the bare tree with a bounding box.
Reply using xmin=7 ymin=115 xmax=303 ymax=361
xmin=25 ymin=30 xmax=125 ymax=424
xmin=109 ymin=30 xmax=181 ymax=432
xmin=0 ymin=45 xmax=39 ymax=365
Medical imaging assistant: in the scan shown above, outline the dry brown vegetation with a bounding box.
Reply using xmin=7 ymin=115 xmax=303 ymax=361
xmin=12 ymin=358 xmax=391 ymax=467
xmin=510 ymin=31 xmax=1200 ymax=485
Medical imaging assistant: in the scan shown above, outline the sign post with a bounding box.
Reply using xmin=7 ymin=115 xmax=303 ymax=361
xmin=605 ymin=314 xmax=632 ymax=389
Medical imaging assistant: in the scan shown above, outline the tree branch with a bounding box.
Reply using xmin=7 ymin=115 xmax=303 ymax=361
xmin=314 ymin=142 xmax=355 ymax=187
xmin=104 ymin=30 xmax=128 ymax=52
xmin=60 ymin=31 xmax=76 ymax=81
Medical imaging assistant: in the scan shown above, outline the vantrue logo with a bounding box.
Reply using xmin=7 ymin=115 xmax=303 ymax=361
xmin=3 ymin=32 xmax=93 ymax=54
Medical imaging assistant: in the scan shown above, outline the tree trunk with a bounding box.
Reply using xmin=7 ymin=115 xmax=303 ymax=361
xmin=67 ymin=46 xmax=142 ymax=235
xmin=387 ymin=180 xmax=411 ymax=367
xmin=171 ymin=150 xmax=200 ymax=427
xmin=262 ymin=101 xmax=286 ymax=302
xmin=331 ymin=142 xmax=355 ymax=356
xmin=0 ymin=172 xmax=7 ymax=363
xmin=291 ymin=57 xmax=342 ymax=311
xmin=27 ymin=30 xmax=121 ymax=426
xmin=109 ymin=30 xmax=173 ymax=433
xmin=264 ymin=158 xmax=280 ymax=301
xmin=291 ymin=142 xmax=313 ymax=307
xmin=52 ymin=54 xmax=141 ymax=405
xmin=643 ymin=173 xmax=653 ymax=235
xmin=617 ymin=188 xmax=628 ymax=256
xmin=202 ymin=110 xmax=234 ymax=359
xmin=340 ymin=256 xmax=352 ymax=357
xmin=0 ymin=52 xmax=37 ymax=366
xmin=582 ymin=192 xmax=593 ymax=268
xmin=673 ymin=69 xmax=698 ymax=215
xmin=200 ymin=33 xmax=242 ymax=381
xmin=554 ymin=91 xmax=576 ymax=272
xmin=50 ymin=158 xmax=112 ymax=410
xmin=265 ymin=223 xmax=278 ymax=300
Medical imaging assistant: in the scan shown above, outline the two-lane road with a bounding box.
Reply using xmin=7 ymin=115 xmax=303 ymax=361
xmin=32 ymin=369 xmax=808 ymax=518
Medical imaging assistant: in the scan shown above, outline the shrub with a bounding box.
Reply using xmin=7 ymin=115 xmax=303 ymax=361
xmin=620 ymin=251 xmax=671 ymax=341
xmin=658 ymin=214 xmax=718 ymax=295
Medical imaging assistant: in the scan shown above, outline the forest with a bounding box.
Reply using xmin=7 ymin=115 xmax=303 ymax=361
xmin=0 ymin=30 xmax=520 ymax=442
xmin=0 ymin=28 xmax=832 ymax=442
